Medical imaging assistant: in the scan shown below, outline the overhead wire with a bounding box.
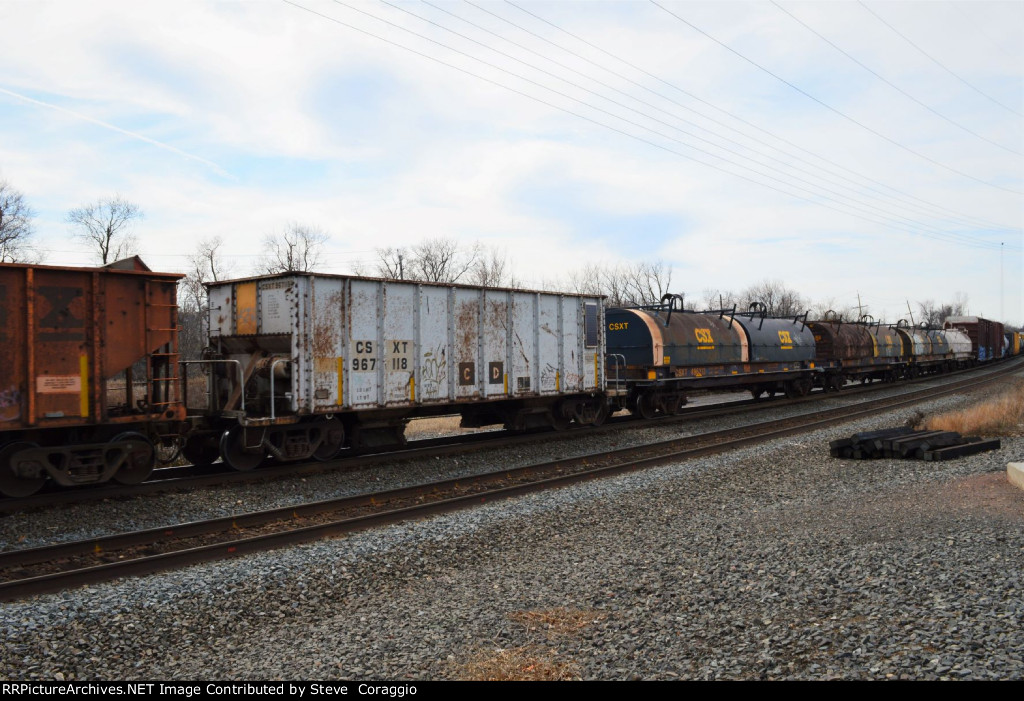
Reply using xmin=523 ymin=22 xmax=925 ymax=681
xmin=376 ymin=0 xmax=1017 ymax=250
xmin=771 ymin=0 xmax=1021 ymax=156
xmin=648 ymin=0 xmax=1023 ymax=195
xmin=858 ymin=0 xmax=1024 ymax=119
xmin=499 ymin=0 xmax=1020 ymax=237
xmin=282 ymin=0 xmax=1018 ymax=251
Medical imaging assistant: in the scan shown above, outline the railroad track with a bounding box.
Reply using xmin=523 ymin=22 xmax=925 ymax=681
xmin=4 ymin=358 xmax=1019 ymax=513
xmin=0 ymin=358 xmax=1019 ymax=602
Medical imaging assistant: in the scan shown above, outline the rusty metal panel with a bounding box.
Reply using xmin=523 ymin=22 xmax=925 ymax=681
xmin=310 ymin=276 xmax=345 ymax=410
xmin=453 ymin=288 xmax=480 ymax=400
xmin=419 ymin=285 xmax=450 ymax=403
xmin=482 ymin=289 xmax=509 ymax=398
xmin=866 ymin=325 xmax=901 ymax=359
xmin=0 ymin=262 xmax=184 ymax=431
xmin=0 ymin=266 xmax=26 ymax=425
xmin=808 ymin=322 xmax=873 ymax=362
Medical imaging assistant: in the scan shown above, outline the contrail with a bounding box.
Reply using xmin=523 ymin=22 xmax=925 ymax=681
xmin=0 ymin=85 xmax=234 ymax=179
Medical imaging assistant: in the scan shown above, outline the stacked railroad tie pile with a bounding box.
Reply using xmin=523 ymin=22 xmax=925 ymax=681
xmin=830 ymin=427 xmax=1001 ymax=462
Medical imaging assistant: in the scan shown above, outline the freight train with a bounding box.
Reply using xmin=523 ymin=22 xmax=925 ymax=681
xmin=0 ymin=260 xmax=1017 ymax=497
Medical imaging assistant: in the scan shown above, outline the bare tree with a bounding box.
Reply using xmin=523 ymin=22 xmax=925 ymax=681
xmin=568 ymin=260 xmax=675 ymax=307
xmin=179 ymin=237 xmax=232 ymax=363
xmin=409 ymin=237 xmax=481 ymax=283
xmin=0 ymin=180 xmax=40 ymax=263
xmin=258 ymin=223 xmax=328 ymax=274
xmin=917 ymin=293 xmax=969 ymax=327
xmin=66 ymin=195 xmax=142 ymax=264
xmin=701 ymin=288 xmax=740 ymax=311
xmin=360 ymin=246 xmax=408 ymax=279
xmin=469 ymin=245 xmax=514 ymax=287
xmin=809 ymin=297 xmax=856 ymax=322
xmin=741 ymin=279 xmax=807 ymax=317
xmin=181 ymin=236 xmax=231 ymax=313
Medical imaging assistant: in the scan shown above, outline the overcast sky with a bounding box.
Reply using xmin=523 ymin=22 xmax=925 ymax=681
xmin=1 ymin=0 xmax=1021 ymax=324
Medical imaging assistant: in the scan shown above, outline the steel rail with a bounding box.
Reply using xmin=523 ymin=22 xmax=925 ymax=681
xmin=0 ymin=360 xmax=1018 ymax=601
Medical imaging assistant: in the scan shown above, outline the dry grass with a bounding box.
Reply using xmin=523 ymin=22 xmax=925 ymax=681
xmin=454 ymin=646 xmax=578 ymax=681
xmin=925 ymin=379 xmax=1024 ymax=437
xmin=507 ymin=607 xmax=607 ymax=639
xmin=450 ymin=608 xmax=603 ymax=681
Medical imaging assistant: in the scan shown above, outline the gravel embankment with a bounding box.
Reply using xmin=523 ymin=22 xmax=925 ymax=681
xmin=1 ymin=379 xmax=1022 ymax=680
xmin=0 ymin=368 xmax=1015 ymax=551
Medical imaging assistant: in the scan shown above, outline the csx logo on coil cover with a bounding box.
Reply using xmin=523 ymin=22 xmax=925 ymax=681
xmin=778 ymin=330 xmax=793 ymax=344
xmin=694 ymin=328 xmax=714 ymax=345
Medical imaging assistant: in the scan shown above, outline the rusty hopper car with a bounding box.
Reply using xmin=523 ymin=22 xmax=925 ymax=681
xmin=0 ymin=259 xmax=185 ymax=497
xmin=186 ymin=273 xmax=605 ymax=470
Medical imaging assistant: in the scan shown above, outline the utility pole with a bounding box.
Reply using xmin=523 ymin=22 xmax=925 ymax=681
xmin=1000 ymin=242 xmax=1004 ymax=321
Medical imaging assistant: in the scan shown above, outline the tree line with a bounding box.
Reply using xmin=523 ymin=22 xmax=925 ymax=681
xmin=2 ymin=179 xmax=1011 ymax=363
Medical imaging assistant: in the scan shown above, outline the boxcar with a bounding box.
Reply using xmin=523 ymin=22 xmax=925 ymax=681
xmin=186 ymin=273 xmax=606 ymax=469
xmin=944 ymin=316 xmax=1004 ymax=361
xmin=0 ymin=258 xmax=185 ymax=496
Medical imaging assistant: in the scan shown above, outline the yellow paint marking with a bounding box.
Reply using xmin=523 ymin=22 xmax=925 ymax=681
xmin=79 ymin=355 xmax=89 ymax=418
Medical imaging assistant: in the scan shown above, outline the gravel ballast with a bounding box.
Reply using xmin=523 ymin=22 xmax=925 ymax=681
xmin=1 ymin=381 xmax=1022 ymax=680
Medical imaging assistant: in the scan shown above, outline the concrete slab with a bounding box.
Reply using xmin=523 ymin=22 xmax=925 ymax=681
xmin=1008 ymin=463 xmax=1024 ymax=491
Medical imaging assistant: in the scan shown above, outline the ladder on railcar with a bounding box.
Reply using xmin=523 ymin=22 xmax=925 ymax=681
xmin=142 ymin=278 xmax=182 ymax=433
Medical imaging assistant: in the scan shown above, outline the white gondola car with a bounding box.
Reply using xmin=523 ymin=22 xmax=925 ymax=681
xmin=185 ymin=273 xmax=605 ymax=470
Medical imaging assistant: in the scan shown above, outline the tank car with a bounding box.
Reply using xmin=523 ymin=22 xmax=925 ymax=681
xmin=184 ymin=273 xmax=606 ymax=470
xmin=604 ymin=296 xmax=820 ymax=417
xmin=0 ymin=258 xmax=185 ymax=497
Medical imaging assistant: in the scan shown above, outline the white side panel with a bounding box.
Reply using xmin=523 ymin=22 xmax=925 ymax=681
xmin=259 ymin=279 xmax=294 ymax=335
xmin=537 ymin=295 xmax=560 ymax=394
xmin=383 ymin=283 xmax=415 ymax=405
xmin=560 ymin=297 xmax=583 ymax=392
xmin=482 ymin=290 xmax=509 ymax=398
xmin=349 ymin=279 xmax=381 ymax=408
xmin=418 ymin=286 xmax=450 ymax=403
xmin=207 ymin=285 xmax=235 ymax=337
xmin=510 ymin=292 xmax=537 ymax=395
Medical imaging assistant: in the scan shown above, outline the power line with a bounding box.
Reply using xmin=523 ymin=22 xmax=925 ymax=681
xmin=649 ymin=0 xmax=1023 ymax=195
xmin=771 ymin=0 xmax=1021 ymax=156
xmin=373 ymin=0 xmax=1015 ymax=250
xmin=498 ymin=0 xmax=1019 ymax=238
xmin=859 ymin=0 xmax=1024 ymax=119
xmin=282 ymin=0 xmax=1017 ymax=252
